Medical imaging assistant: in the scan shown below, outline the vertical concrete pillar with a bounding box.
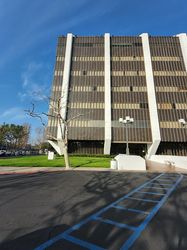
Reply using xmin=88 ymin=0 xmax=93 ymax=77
xmin=48 ymin=33 xmax=73 ymax=155
xmin=177 ymin=33 xmax=187 ymax=71
xmin=57 ymin=33 xmax=74 ymax=140
xmin=140 ymin=33 xmax=161 ymax=158
xmin=104 ymin=33 xmax=112 ymax=154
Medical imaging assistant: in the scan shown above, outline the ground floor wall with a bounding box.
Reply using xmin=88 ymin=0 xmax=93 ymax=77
xmin=68 ymin=140 xmax=147 ymax=156
xmin=157 ymin=142 xmax=187 ymax=156
xmin=67 ymin=140 xmax=187 ymax=156
xmin=68 ymin=141 xmax=104 ymax=155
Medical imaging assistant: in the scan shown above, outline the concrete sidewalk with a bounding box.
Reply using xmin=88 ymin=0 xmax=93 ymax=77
xmin=0 ymin=166 xmax=64 ymax=175
xmin=0 ymin=165 xmax=187 ymax=175
xmin=0 ymin=166 xmax=113 ymax=174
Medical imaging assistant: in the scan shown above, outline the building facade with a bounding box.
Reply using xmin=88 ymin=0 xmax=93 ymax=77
xmin=47 ymin=33 xmax=187 ymax=157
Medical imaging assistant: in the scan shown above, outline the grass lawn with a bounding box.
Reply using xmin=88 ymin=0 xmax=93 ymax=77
xmin=0 ymin=155 xmax=112 ymax=168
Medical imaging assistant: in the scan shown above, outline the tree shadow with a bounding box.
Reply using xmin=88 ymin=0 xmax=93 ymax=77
xmin=1 ymin=172 xmax=185 ymax=249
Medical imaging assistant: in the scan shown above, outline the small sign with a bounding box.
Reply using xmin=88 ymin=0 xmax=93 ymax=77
xmin=48 ymin=151 xmax=55 ymax=160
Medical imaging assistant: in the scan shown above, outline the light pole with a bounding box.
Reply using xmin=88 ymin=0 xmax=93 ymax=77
xmin=178 ymin=118 xmax=187 ymax=127
xmin=119 ymin=116 xmax=134 ymax=155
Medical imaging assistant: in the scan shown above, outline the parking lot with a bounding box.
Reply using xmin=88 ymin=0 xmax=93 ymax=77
xmin=0 ymin=171 xmax=186 ymax=250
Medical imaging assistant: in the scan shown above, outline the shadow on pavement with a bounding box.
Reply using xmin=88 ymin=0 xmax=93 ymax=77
xmin=1 ymin=172 xmax=186 ymax=249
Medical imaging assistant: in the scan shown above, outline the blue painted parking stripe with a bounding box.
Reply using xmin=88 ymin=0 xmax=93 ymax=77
xmin=146 ymin=183 xmax=172 ymax=187
xmin=34 ymin=232 xmax=66 ymax=250
xmin=34 ymin=173 xmax=171 ymax=250
xmin=157 ymin=180 xmax=175 ymax=183
xmin=120 ymin=174 xmax=183 ymax=250
xmin=146 ymin=184 xmax=169 ymax=189
xmin=158 ymin=178 xmax=176 ymax=181
xmin=61 ymin=234 xmax=105 ymax=250
xmin=126 ymin=197 xmax=159 ymax=203
xmin=136 ymin=191 xmax=165 ymax=196
xmin=112 ymin=205 xmax=149 ymax=215
xmin=148 ymin=182 xmax=172 ymax=186
xmin=95 ymin=217 xmax=136 ymax=231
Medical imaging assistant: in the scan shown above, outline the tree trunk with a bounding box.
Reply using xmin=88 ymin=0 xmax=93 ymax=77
xmin=62 ymin=141 xmax=70 ymax=169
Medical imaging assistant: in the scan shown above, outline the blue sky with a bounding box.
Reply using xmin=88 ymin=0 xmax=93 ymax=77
xmin=0 ymin=0 xmax=186 ymax=143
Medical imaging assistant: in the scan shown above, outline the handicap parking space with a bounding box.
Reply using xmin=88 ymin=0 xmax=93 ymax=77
xmin=0 ymin=172 xmax=186 ymax=250
xmin=34 ymin=173 xmax=184 ymax=250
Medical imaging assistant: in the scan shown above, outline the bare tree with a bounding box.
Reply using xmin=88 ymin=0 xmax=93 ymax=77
xmin=25 ymin=97 xmax=83 ymax=169
xmin=34 ymin=126 xmax=46 ymax=148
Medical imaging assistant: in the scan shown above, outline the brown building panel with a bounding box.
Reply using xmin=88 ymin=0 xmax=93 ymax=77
xmin=111 ymin=36 xmax=152 ymax=143
xmin=47 ymin=37 xmax=66 ymax=139
xmin=150 ymin=36 xmax=187 ymax=144
xmin=67 ymin=36 xmax=105 ymax=141
xmin=47 ymin=34 xmax=186 ymax=155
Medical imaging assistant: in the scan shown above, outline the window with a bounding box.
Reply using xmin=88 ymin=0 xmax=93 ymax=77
xmin=175 ymin=103 xmax=187 ymax=109
xmin=172 ymin=103 xmax=176 ymax=109
xmin=158 ymin=103 xmax=172 ymax=109
xmin=112 ymin=103 xmax=140 ymax=109
xmin=140 ymin=103 xmax=148 ymax=109
xmin=134 ymin=42 xmax=142 ymax=46
xmin=130 ymin=86 xmax=133 ymax=92
xmin=154 ymin=71 xmax=187 ymax=76
xmin=112 ymin=43 xmax=133 ymax=47
xmin=160 ymin=121 xmax=180 ymax=128
xmin=152 ymin=56 xmax=180 ymax=61
xmin=83 ymin=70 xmax=87 ymax=76
xmin=92 ymin=86 xmax=97 ymax=91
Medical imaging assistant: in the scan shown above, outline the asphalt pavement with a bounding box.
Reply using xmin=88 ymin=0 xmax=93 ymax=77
xmin=0 ymin=171 xmax=186 ymax=250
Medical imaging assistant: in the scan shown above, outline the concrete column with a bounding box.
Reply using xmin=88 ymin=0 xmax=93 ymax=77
xmin=104 ymin=33 xmax=112 ymax=154
xmin=177 ymin=33 xmax=187 ymax=71
xmin=48 ymin=140 xmax=63 ymax=155
xmin=140 ymin=33 xmax=161 ymax=158
xmin=57 ymin=33 xmax=74 ymax=140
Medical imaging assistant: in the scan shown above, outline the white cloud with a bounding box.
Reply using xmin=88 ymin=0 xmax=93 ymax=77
xmin=22 ymin=62 xmax=42 ymax=87
xmin=19 ymin=61 xmax=50 ymax=102
xmin=0 ymin=107 xmax=26 ymax=122
xmin=0 ymin=0 xmax=118 ymax=68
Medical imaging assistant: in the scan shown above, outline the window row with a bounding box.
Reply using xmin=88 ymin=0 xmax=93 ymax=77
xmin=52 ymin=84 xmax=186 ymax=94
xmin=51 ymin=100 xmax=187 ymax=110
xmin=70 ymin=86 xmax=147 ymax=92
xmin=113 ymin=103 xmax=141 ymax=109
xmin=156 ymin=86 xmax=179 ymax=92
xmin=73 ymin=57 xmax=104 ymax=62
xmin=71 ymin=86 xmax=104 ymax=92
xmin=71 ymin=71 xmax=146 ymax=77
xmin=55 ymin=70 xmax=186 ymax=77
xmin=69 ymin=102 xmax=150 ymax=109
xmin=54 ymin=71 xmax=63 ymax=76
xmin=160 ymin=121 xmax=181 ymax=128
xmin=111 ymin=56 xmax=144 ymax=61
xmin=56 ymin=56 xmax=65 ymax=61
xmin=153 ymin=71 xmax=187 ymax=76
xmin=69 ymin=120 xmax=104 ymax=127
xmin=52 ymin=85 xmax=62 ymax=91
xmin=71 ymin=71 xmax=104 ymax=76
xmin=158 ymin=103 xmax=187 ymax=109
xmin=69 ymin=120 xmax=187 ymax=128
xmin=73 ymin=43 xmax=104 ymax=47
xmin=56 ymin=56 xmax=182 ymax=62
xmin=111 ymin=42 xmax=142 ymax=47
xmin=69 ymin=119 xmax=151 ymax=128
xmin=151 ymin=56 xmax=181 ymax=61
xmin=156 ymin=86 xmax=187 ymax=92
xmin=69 ymin=102 xmax=104 ymax=109
xmin=112 ymin=71 xmax=145 ymax=76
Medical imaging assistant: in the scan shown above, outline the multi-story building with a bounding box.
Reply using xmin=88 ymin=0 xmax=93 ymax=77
xmin=47 ymin=33 xmax=187 ymax=157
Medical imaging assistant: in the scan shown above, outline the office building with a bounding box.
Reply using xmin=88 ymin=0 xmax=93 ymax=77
xmin=47 ymin=33 xmax=187 ymax=157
